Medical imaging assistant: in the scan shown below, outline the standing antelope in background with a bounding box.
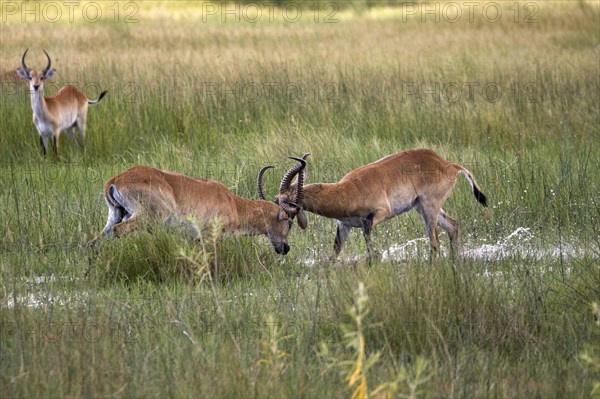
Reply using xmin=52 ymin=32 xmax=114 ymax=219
xmin=90 ymin=158 xmax=307 ymax=255
xmin=16 ymin=48 xmax=108 ymax=156
xmin=277 ymin=149 xmax=488 ymax=260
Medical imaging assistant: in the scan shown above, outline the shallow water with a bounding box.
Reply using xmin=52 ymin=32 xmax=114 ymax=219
xmin=5 ymin=227 xmax=590 ymax=309
xmin=382 ymin=227 xmax=584 ymax=262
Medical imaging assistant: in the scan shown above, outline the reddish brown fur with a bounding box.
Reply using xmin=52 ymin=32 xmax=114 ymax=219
xmin=17 ymin=50 xmax=107 ymax=155
xmin=36 ymin=81 xmax=90 ymax=118
xmin=278 ymin=149 xmax=488 ymax=259
xmin=93 ymin=165 xmax=302 ymax=255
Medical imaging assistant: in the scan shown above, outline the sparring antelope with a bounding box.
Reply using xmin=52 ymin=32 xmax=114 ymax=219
xmin=16 ymin=48 xmax=108 ymax=156
xmin=277 ymin=149 xmax=488 ymax=260
xmin=91 ymin=158 xmax=307 ymax=255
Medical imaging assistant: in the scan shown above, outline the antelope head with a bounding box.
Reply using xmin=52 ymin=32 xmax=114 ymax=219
xmin=257 ymin=156 xmax=308 ymax=254
xmin=16 ymin=48 xmax=56 ymax=92
xmin=272 ymin=153 xmax=310 ymax=230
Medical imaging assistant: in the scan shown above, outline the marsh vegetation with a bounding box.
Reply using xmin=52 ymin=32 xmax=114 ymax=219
xmin=1 ymin=1 xmax=599 ymax=397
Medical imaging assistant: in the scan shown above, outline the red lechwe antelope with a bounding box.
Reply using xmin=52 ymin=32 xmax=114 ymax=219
xmin=91 ymin=158 xmax=307 ymax=255
xmin=16 ymin=48 xmax=108 ymax=156
xmin=277 ymin=149 xmax=488 ymax=259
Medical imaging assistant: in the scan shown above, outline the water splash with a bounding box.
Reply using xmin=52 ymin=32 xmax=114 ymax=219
xmin=381 ymin=238 xmax=430 ymax=261
xmin=380 ymin=227 xmax=584 ymax=262
xmin=462 ymin=227 xmax=580 ymax=260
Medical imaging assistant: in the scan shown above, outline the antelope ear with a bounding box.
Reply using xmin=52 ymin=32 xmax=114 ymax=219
xmin=42 ymin=68 xmax=56 ymax=80
xmin=16 ymin=68 xmax=30 ymax=80
xmin=297 ymin=210 xmax=308 ymax=230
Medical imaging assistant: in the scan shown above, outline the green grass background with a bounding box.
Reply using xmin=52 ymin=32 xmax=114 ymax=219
xmin=1 ymin=1 xmax=599 ymax=397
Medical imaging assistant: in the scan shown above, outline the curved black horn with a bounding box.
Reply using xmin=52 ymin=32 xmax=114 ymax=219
xmin=296 ymin=153 xmax=310 ymax=204
xmin=257 ymin=165 xmax=274 ymax=200
xmin=279 ymin=157 xmax=307 ymax=194
xmin=42 ymin=49 xmax=52 ymax=73
xmin=21 ymin=48 xmax=30 ymax=70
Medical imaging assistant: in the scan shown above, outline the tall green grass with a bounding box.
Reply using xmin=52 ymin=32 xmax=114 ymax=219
xmin=1 ymin=1 xmax=599 ymax=397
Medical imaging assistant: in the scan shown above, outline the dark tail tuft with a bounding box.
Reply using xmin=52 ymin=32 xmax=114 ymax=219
xmin=473 ymin=186 xmax=488 ymax=207
xmin=89 ymin=90 xmax=108 ymax=105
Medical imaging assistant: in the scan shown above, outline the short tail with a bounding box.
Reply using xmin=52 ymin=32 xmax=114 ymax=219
xmin=458 ymin=167 xmax=488 ymax=207
xmin=88 ymin=90 xmax=108 ymax=105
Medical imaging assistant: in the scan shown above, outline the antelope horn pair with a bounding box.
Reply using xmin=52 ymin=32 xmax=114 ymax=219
xmin=257 ymin=155 xmax=308 ymax=215
xmin=21 ymin=48 xmax=52 ymax=74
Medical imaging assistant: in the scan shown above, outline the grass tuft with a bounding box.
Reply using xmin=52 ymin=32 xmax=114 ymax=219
xmin=1 ymin=1 xmax=598 ymax=397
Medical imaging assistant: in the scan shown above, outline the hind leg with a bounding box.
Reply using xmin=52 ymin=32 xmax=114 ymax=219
xmin=88 ymin=209 xmax=147 ymax=247
xmin=438 ymin=210 xmax=459 ymax=256
xmin=88 ymin=201 xmax=124 ymax=247
xmin=110 ymin=185 xmax=177 ymax=236
xmin=361 ymin=215 xmax=374 ymax=261
xmin=65 ymin=126 xmax=80 ymax=147
xmin=86 ymin=203 xmax=129 ymax=276
xmin=416 ymin=203 xmax=441 ymax=262
xmin=76 ymin=115 xmax=87 ymax=147
xmin=112 ymin=213 xmax=145 ymax=236
xmin=100 ymin=204 xmax=124 ymax=237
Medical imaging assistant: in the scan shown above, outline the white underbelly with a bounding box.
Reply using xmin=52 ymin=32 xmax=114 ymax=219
xmin=34 ymin=119 xmax=54 ymax=137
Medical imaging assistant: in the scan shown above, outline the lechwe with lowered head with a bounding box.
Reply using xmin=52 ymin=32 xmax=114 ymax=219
xmin=16 ymin=48 xmax=108 ymax=156
xmin=277 ymin=149 xmax=488 ymax=260
xmin=91 ymin=157 xmax=307 ymax=255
